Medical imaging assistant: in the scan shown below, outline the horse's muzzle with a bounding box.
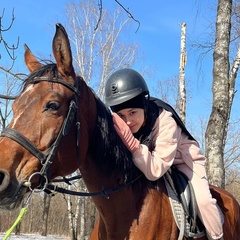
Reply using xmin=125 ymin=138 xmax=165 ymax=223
xmin=0 ymin=169 xmax=27 ymax=210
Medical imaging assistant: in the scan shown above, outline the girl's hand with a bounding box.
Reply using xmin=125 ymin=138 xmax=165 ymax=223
xmin=112 ymin=113 xmax=140 ymax=153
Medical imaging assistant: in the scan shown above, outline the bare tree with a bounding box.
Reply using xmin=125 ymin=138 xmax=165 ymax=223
xmin=205 ymin=0 xmax=240 ymax=188
xmin=0 ymin=8 xmax=19 ymax=70
xmin=224 ymin=119 xmax=240 ymax=169
xmin=64 ymin=0 xmax=138 ymax=99
xmin=179 ymin=23 xmax=187 ymax=124
xmin=94 ymin=0 xmax=140 ymax=32
xmin=0 ymin=73 xmax=20 ymax=130
xmin=59 ymin=2 xmax=139 ymax=238
xmin=0 ymin=9 xmax=25 ymax=129
xmin=41 ymin=193 xmax=51 ymax=236
xmin=225 ymin=168 xmax=240 ymax=202
xmin=66 ymin=186 xmax=78 ymax=240
xmin=64 ymin=173 xmax=82 ymax=240
xmin=155 ymin=75 xmax=181 ymax=111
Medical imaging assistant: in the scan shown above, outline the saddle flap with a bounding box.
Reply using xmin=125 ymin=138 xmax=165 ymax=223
xmin=164 ymin=167 xmax=205 ymax=238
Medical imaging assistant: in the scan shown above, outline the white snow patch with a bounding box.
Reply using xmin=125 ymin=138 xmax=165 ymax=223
xmin=0 ymin=233 xmax=70 ymax=239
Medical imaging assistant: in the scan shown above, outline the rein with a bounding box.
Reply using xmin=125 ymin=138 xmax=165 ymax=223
xmin=46 ymin=174 xmax=142 ymax=198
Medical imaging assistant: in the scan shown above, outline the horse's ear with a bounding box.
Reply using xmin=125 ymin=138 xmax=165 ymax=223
xmin=24 ymin=44 xmax=42 ymax=73
xmin=52 ymin=23 xmax=75 ymax=81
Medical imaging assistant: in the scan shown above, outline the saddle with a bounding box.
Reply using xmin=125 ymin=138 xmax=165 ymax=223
xmin=163 ymin=167 xmax=206 ymax=239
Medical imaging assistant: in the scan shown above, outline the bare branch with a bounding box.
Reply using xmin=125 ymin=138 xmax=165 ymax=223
xmin=94 ymin=0 xmax=103 ymax=31
xmin=0 ymin=65 xmax=25 ymax=80
xmin=66 ymin=0 xmax=138 ymax=100
xmin=0 ymin=8 xmax=19 ymax=68
xmin=114 ymin=0 xmax=140 ymax=32
xmin=94 ymin=0 xmax=140 ymax=32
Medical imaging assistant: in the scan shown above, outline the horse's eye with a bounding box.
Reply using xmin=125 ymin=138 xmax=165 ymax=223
xmin=46 ymin=101 xmax=60 ymax=111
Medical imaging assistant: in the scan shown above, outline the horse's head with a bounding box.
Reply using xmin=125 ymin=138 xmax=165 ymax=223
xmin=0 ymin=24 xmax=85 ymax=210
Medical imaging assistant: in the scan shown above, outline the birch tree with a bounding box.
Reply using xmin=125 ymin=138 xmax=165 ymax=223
xmin=205 ymin=0 xmax=240 ymax=188
xmin=0 ymin=8 xmax=19 ymax=69
xmin=66 ymin=186 xmax=77 ymax=240
xmin=179 ymin=23 xmax=187 ymax=124
xmin=64 ymin=0 xmax=138 ymax=98
xmin=61 ymin=3 xmax=138 ymax=238
xmin=41 ymin=193 xmax=51 ymax=236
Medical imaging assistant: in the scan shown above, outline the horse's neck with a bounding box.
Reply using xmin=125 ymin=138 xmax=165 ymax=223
xmin=73 ymin=78 xmax=97 ymax=175
xmin=76 ymin=80 xmax=145 ymax=223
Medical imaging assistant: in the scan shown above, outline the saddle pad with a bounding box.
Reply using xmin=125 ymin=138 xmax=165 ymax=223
xmin=163 ymin=176 xmax=191 ymax=239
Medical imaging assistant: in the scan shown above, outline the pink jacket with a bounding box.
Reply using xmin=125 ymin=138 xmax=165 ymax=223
xmin=132 ymin=109 xmax=206 ymax=181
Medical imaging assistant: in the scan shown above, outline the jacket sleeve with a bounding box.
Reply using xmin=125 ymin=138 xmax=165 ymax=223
xmin=132 ymin=109 xmax=181 ymax=181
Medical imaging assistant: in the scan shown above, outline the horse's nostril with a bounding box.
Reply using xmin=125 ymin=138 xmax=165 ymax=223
xmin=0 ymin=172 xmax=5 ymax=185
xmin=0 ymin=170 xmax=10 ymax=192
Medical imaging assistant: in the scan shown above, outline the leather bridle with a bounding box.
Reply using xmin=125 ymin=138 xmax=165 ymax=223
xmin=0 ymin=77 xmax=80 ymax=191
xmin=0 ymin=76 xmax=142 ymax=198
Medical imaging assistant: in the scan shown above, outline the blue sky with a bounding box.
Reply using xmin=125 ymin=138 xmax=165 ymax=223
xmin=1 ymin=0 xmax=239 ymax=126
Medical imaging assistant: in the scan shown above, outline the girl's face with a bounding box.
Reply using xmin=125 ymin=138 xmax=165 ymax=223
xmin=116 ymin=108 xmax=145 ymax=133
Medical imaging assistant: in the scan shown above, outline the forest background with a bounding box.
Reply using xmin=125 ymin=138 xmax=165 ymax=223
xmin=0 ymin=0 xmax=239 ymax=239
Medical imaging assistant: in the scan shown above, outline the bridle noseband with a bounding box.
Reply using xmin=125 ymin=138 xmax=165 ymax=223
xmin=0 ymin=77 xmax=80 ymax=191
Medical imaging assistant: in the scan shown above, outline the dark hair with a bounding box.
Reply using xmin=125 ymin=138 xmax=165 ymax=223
xmin=133 ymin=100 xmax=160 ymax=148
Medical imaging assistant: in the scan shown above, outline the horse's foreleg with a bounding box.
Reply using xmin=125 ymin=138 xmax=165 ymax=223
xmin=90 ymin=217 xmax=108 ymax=240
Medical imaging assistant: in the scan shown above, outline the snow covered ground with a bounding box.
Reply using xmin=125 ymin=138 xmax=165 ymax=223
xmin=0 ymin=233 xmax=70 ymax=239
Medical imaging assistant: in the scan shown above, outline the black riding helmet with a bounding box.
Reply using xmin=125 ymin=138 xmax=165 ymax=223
xmin=105 ymin=68 xmax=149 ymax=111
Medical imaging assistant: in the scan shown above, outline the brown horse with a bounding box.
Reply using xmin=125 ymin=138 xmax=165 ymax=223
xmin=0 ymin=23 xmax=239 ymax=240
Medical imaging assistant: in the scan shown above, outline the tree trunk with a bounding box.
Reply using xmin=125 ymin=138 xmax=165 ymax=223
xmin=67 ymin=189 xmax=77 ymax=240
xmin=179 ymin=23 xmax=187 ymax=124
xmin=205 ymin=0 xmax=232 ymax=188
xmin=41 ymin=193 xmax=51 ymax=236
xmin=79 ymin=194 xmax=85 ymax=239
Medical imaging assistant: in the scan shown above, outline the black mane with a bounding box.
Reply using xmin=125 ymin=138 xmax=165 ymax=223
xmin=88 ymin=93 xmax=142 ymax=182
